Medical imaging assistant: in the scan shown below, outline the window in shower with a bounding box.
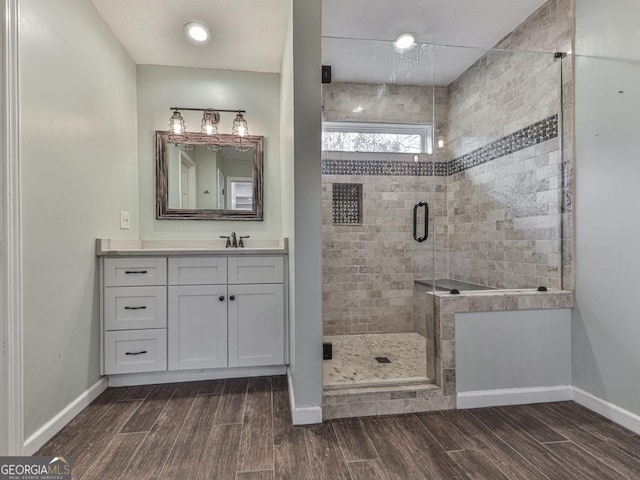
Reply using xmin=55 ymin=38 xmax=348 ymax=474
xmin=322 ymin=121 xmax=433 ymax=154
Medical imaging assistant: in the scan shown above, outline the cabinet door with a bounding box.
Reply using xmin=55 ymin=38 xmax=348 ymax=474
xmin=228 ymin=284 xmax=284 ymax=367
xmin=168 ymin=285 xmax=228 ymax=370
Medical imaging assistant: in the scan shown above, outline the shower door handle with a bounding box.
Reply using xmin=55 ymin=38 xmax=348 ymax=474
xmin=413 ymin=201 xmax=429 ymax=243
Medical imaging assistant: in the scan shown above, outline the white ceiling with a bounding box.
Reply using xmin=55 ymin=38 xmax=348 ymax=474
xmin=322 ymin=0 xmax=547 ymax=47
xmin=90 ymin=0 xmax=290 ymax=73
xmin=91 ymin=0 xmax=547 ymax=84
xmin=322 ymin=0 xmax=548 ymax=85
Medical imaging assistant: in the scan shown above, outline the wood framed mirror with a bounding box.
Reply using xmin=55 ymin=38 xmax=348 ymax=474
xmin=156 ymin=131 xmax=263 ymax=220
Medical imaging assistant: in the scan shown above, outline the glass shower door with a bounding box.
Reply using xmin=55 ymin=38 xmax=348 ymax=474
xmin=321 ymin=36 xmax=437 ymax=388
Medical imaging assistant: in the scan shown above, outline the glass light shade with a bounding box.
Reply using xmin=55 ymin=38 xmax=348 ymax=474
xmin=201 ymin=110 xmax=222 ymax=152
xmin=232 ymin=113 xmax=248 ymax=138
xmin=168 ymin=110 xmax=187 ymax=143
xmin=232 ymin=113 xmax=251 ymax=152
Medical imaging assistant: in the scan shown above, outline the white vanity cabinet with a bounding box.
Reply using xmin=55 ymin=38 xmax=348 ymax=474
xmin=100 ymin=252 xmax=287 ymax=382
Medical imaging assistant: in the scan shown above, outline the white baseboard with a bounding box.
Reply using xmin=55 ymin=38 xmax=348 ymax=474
xmin=23 ymin=378 xmax=108 ymax=455
xmin=287 ymin=368 xmax=322 ymax=425
xmin=572 ymin=387 xmax=640 ymax=435
xmin=457 ymin=385 xmax=573 ymax=409
xmin=108 ymin=365 xmax=287 ymax=387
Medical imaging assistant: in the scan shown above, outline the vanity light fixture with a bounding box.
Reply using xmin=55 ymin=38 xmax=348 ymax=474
xmin=394 ymin=32 xmax=418 ymax=50
xmin=167 ymin=107 xmax=250 ymax=152
xmin=184 ymin=22 xmax=212 ymax=45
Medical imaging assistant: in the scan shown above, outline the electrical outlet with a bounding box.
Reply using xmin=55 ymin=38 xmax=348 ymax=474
xmin=120 ymin=210 xmax=130 ymax=230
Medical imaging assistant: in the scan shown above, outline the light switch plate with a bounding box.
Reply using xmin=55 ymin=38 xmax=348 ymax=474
xmin=120 ymin=210 xmax=130 ymax=230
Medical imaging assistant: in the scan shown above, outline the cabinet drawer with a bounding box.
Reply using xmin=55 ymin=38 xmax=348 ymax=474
xmin=228 ymin=256 xmax=284 ymax=284
xmin=104 ymin=257 xmax=167 ymax=286
xmin=104 ymin=329 xmax=167 ymax=374
xmin=105 ymin=286 xmax=167 ymax=331
xmin=168 ymin=257 xmax=227 ymax=285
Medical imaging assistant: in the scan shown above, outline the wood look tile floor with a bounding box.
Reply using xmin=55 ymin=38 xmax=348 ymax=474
xmin=37 ymin=376 xmax=640 ymax=479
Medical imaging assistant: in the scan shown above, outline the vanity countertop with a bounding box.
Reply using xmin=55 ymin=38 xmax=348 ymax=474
xmin=96 ymin=238 xmax=288 ymax=256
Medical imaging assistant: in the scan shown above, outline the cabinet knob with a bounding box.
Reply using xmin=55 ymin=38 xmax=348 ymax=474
xmin=229 ymin=295 xmax=235 ymax=301
xmin=219 ymin=296 xmax=225 ymax=301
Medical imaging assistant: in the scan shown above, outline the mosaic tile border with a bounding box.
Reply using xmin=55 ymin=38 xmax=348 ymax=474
xmin=448 ymin=114 xmax=558 ymax=175
xmin=322 ymin=159 xmax=448 ymax=177
xmin=321 ymin=115 xmax=558 ymax=177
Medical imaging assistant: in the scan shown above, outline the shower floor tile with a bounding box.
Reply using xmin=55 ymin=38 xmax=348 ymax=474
xmin=323 ymin=333 xmax=428 ymax=388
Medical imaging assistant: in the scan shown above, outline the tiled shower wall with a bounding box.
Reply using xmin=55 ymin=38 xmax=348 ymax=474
xmin=321 ymin=0 xmax=575 ymax=334
xmin=322 ymin=83 xmax=449 ymax=336
xmin=448 ymin=136 xmax=562 ymax=289
xmin=322 ymin=174 xmax=447 ymax=335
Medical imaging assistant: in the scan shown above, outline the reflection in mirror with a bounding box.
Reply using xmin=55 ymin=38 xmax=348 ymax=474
xmin=167 ymin=144 xmax=253 ymax=210
xmin=156 ymin=132 xmax=263 ymax=220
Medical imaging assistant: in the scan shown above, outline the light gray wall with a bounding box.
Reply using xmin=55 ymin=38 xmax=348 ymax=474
xmin=288 ymin=0 xmax=323 ymax=409
xmin=572 ymin=0 xmax=640 ymax=415
xmin=279 ymin=0 xmax=296 ymax=382
xmin=456 ymin=309 xmax=571 ymax=392
xmin=220 ymin=157 xmax=252 ymax=179
xmin=195 ymin=149 xmax=218 ymax=209
xmin=136 ymin=65 xmax=281 ymax=239
xmin=19 ymin=0 xmax=138 ymax=437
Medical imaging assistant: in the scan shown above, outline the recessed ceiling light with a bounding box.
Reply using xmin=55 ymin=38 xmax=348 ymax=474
xmin=394 ymin=32 xmax=418 ymax=50
xmin=184 ymin=22 xmax=212 ymax=44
